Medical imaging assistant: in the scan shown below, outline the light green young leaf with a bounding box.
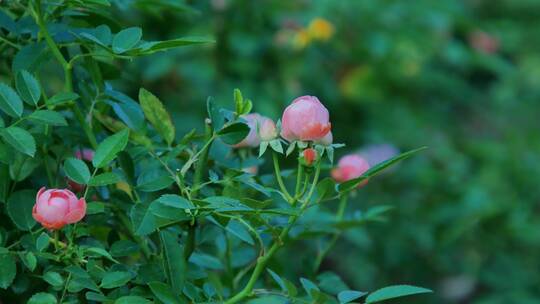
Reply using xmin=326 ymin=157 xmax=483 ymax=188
xmin=138 ymin=88 xmax=175 ymax=145
xmin=0 ymin=83 xmax=23 ymax=117
xmin=92 ymin=129 xmax=130 ymax=168
xmin=15 ymin=70 xmax=40 ymax=106
xmin=0 ymin=127 xmax=36 ymax=157
xmin=28 ymin=292 xmax=57 ymax=304
xmin=338 ymin=290 xmax=367 ymax=303
xmin=64 ymin=157 xmax=91 ymax=184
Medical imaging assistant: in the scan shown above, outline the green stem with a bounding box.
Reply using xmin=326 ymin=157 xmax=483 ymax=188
xmin=192 ymin=122 xmax=214 ymax=198
xmin=313 ymin=195 xmax=348 ymax=273
xmin=224 ymin=162 xmax=321 ymax=304
xmin=53 ymin=230 xmax=60 ymax=252
xmin=294 ymin=162 xmax=304 ymax=198
xmin=183 ymin=223 xmax=196 ymax=261
xmin=272 ymin=151 xmax=293 ymax=203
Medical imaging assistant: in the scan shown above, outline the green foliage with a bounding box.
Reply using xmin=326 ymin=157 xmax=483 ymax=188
xmin=0 ymin=1 xmax=434 ymax=303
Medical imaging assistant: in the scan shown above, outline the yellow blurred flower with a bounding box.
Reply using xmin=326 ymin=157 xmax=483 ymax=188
xmin=307 ymin=18 xmax=335 ymax=41
xmin=293 ymin=29 xmax=311 ymax=49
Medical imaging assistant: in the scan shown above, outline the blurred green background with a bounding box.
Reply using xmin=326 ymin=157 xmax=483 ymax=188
xmin=107 ymin=0 xmax=540 ymax=303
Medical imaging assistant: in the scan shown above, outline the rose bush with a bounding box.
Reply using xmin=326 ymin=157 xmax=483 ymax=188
xmin=0 ymin=1 xmax=430 ymax=303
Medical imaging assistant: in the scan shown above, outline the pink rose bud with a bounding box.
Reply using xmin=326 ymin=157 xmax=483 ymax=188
xmin=281 ymin=95 xmax=332 ymax=142
xmin=259 ymin=117 xmax=278 ymax=141
xmin=469 ymin=30 xmax=499 ymax=54
xmin=234 ymin=113 xmax=263 ymax=148
xmin=331 ymin=154 xmax=370 ymax=186
xmin=32 ymin=187 xmax=87 ymax=230
xmin=316 ymin=131 xmax=333 ymax=146
xmin=75 ymin=148 xmax=95 ymax=162
xmin=302 ymin=148 xmax=318 ymax=166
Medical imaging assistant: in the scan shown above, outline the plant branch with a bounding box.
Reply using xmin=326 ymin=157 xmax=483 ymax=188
xmin=272 ymin=151 xmax=293 ymax=203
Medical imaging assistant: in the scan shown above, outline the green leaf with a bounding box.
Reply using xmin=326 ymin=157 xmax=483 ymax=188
xmin=112 ymin=27 xmax=142 ymax=54
xmin=115 ymin=296 xmax=151 ymax=304
xmin=20 ymin=252 xmax=37 ymax=271
xmin=365 ymin=285 xmax=433 ymax=303
xmin=28 ymin=292 xmax=57 ymax=304
xmin=7 ymin=190 xmax=36 ymax=231
xmin=29 ymin=110 xmax=68 ymax=126
xmin=159 ymin=230 xmax=186 ymax=293
xmin=300 ymin=278 xmax=319 ymax=298
xmin=0 ymin=83 xmax=23 ymax=117
xmin=36 ymin=232 xmax=50 ymax=252
xmin=156 ymin=194 xmax=194 ymax=209
xmin=84 ymin=247 xmax=119 ymax=263
xmin=92 ymin=129 xmax=130 ymax=168
xmin=129 ymin=37 xmax=214 ymax=55
xmin=138 ymin=88 xmax=175 ymax=145
xmin=226 ymin=219 xmax=254 ymax=245
xmin=43 ymin=271 xmax=64 ymax=287
xmin=9 ymin=154 xmax=39 ymax=181
xmin=110 ymin=240 xmax=139 ymax=257
xmin=338 ymin=147 xmax=427 ymax=193
xmin=88 ymin=172 xmax=122 ymax=186
xmin=12 ymin=42 xmax=50 ymax=73
xmin=87 ymin=202 xmax=105 ymax=215
xmin=136 ymin=169 xmax=174 ymax=192
xmin=338 ymin=290 xmax=367 ymax=303
xmin=0 ymin=248 xmax=16 ymax=289
xmin=218 ymin=122 xmax=250 ymax=145
xmin=15 ymin=70 xmax=40 ymax=106
xmin=269 ymin=139 xmax=283 ymax=153
xmin=47 ymin=92 xmax=79 ymax=107
xmin=0 ymin=127 xmax=36 ymax=157
xmin=64 ymin=157 xmax=91 ymax=184
xmin=100 ymin=271 xmax=133 ymax=289
xmin=148 ymin=281 xmax=181 ymax=304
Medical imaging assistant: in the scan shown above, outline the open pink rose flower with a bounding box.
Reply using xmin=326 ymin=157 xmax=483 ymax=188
xmin=33 ymin=187 xmax=87 ymax=230
xmin=331 ymin=154 xmax=370 ymax=186
xmin=234 ymin=113 xmax=276 ymax=148
xmin=281 ymin=95 xmax=331 ymax=142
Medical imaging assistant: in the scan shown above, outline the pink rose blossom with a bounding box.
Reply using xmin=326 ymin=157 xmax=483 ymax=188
xmin=331 ymin=154 xmax=370 ymax=186
xmin=32 ymin=187 xmax=87 ymax=230
xmin=259 ymin=117 xmax=277 ymax=141
xmin=281 ymin=95 xmax=331 ymax=142
xmin=234 ymin=113 xmax=276 ymax=148
xmin=316 ymin=131 xmax=333 ymax=146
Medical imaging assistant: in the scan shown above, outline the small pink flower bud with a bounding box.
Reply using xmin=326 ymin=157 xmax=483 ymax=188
xmin=281 ymin=95 xmax=332 ymax=142
xmin=32 ymin=187 xmax=87 ymax=230
xmin=331 ymin=154 xmax=370 ymax=186
xmin=302 ymin=148 xmax=318 ymax=166
xmin=469 ymin=30 xmax=499 ymax=54
xmin=259 ymin=117 xmax=277 ymax=141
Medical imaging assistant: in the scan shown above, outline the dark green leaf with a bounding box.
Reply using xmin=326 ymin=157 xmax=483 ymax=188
xmin=0 ymin=127 xmax=36 ymax=157
xmin=64 ymin=157 xmax=91 ymax=184
xmin=29 ymin=110 xmax=68 ymax=126
xmin=0 ymin=83 xmax=23 ymax=117
xmin=92 ymin=129 xmax=130 ymax=168
xmin=159 ymin=230 xmax=186 ymax=294
xmin=110 ymin=240 xmax=139 ymax=257
xmin=7 ymin=190 xmax=36 ymax=231
xmin=20 ymin=252 xmax=37 ymax=272
xmin=0 ymin=248 xmax=16 ymax=289
xmin=114 ymin=296 xmax=151 ymax=304
xmin=218 ymin=122 xmax=250 ymax=145
xmin=149 ymin=281 xmax=180 ymax=304
xmin=338 ymin=290 xmax=367 ymax=303
xmin=112 ymin=27 xmax=142 ymax=53
xmin=28 ymin=292 xmax=57 ymax=304
xmin=47 ymin=92 xmax=79 ymax=107
xmin=100 ymin=271 xmax=132 ymax=289
xmin=43 ymin=271 xmax=64 ymax=287
xmin=365 ymin=285 xmax=433 ymax=303
xmin=15 ymin=70 xmax=40 ymax=106
xmin=88 ymin=172 xmax=122 ymax=186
